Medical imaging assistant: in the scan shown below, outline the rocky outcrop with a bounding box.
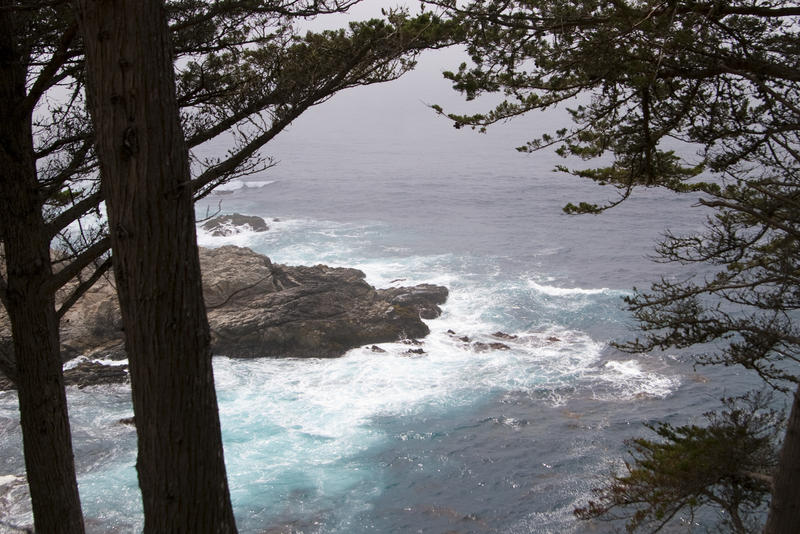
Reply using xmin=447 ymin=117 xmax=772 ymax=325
xmin=0 ymin=246 xmax=447 ymax=389
xmin=200 ymin=213 xmax=269 ymax=236
xmin=201 ymin=246 xmax=447 ymax=358
xmin=48 ymin=245 xmax=449 ymax=363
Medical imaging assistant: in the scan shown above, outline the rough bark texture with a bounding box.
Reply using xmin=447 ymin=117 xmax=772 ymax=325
xmin=0 ymin=4 xmax=85 ymax=532
xmin=76 ymin=1 xmax=237 ymax=531
xmin=765 ymin=385 xmax=800 ymax=533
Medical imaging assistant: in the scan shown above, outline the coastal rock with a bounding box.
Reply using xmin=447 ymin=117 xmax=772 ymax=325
xmin=446 ymin=330 xmax=516 ymax=350
xmin=64 ymin=361 xmax=128 ymax=389
xmin=0 ymin=246 xmax=449 ymax=389
xmin=200 ymin=213 xmax=269 ymax=236
xmin=0 ymin=373 xmax=12 ymax=391
xmin=492 ymin=331 xmax=518 ymax=340
xmin=203 ymin=246 xmax=447 ymax=358
xmin=376 ymin=284 xmax=449 ymax=320
xmin=0 ymin=357 xmax=129 ymax=392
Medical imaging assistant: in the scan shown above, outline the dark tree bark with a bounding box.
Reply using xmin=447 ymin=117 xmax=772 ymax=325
xmin=0 ymin=4 xmax=85 ymax=533
xmin=765 ymin=385 xmax=800 ymax=533
xmin=76 ymin=1 xmax=237 ymax=531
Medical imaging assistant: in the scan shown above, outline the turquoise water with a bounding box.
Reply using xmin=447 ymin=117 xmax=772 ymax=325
xmin=0 ymin=208 xmax=754 ymax=532
xmin=0 ymin=51 xmax=762 ymax=532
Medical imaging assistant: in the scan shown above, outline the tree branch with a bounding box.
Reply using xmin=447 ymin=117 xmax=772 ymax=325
xmin=46 ymin=189 xmax=102 ymax=239
xmin=22 ymin=21 xmax=79 ymax=114
xmin=56 ymin=256 xmax=111 ymax=319
xmin=46 ymin=236 xmax=110 ymax=293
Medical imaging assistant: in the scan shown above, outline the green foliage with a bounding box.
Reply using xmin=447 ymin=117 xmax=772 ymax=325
xmin=575 ymin=392 xmax=783 ymax=533
xmin=429 ymin=0 xmax=800 ymax=205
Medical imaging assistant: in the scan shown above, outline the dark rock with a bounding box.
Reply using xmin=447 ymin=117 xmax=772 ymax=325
xmin=376 ymin=284 xmax=448 ymax=321
xmin=445 ymin=330 xmax=471 ymax=342
xmin=64 ymin=361 xmax=128 ymax=389
xmin=546 ymin=336 xmax=561 ymax=343
xmin=405 ymin=348 xmax=426 ymax=355
xmin=200 ymin=213 xmax=269 ymax=237
xmin=402 ymin=338 xmax=423 ymax=346
xmin=119 ymin=416 xmax=135 ymax=426
xmin=0 ymin=373 xmax=13 ymax=391
xmin=0 ymin=358 xmax=129 ymax=391
xmin=370 ymin=345 xmax=386 ymax=353
xmin=492 ymin=331 xmax=518 ymax=340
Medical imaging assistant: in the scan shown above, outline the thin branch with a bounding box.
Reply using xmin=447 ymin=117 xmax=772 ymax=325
xmin=46 ymin=236 xmax=110 ymax=293
xmin=46 ymin=190 xmax=102 ymax=239
xmin=56 ymin=256 xmax=111 ymax=319
xmin=22 ymin=21 xmax=79 ymax=114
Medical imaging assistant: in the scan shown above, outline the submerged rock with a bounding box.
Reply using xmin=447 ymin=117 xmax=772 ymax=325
xmin=471 ymin=342 xmax=511 ymax=352
xmin=200 ymin=213 xmax=269 ymax=236
xmin=491 ymin=331 xmax=518 ymax=340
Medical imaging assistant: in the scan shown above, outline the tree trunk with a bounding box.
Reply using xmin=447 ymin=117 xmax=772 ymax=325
xmin=76 ymin=1 xmax=237 ymax=531
xmin=0 ymin=5 xmax=85 ymax=533
xmin=764 ymin=383 xmax=800 ymax=533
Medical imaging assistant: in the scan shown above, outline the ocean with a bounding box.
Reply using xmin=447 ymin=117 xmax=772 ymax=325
xmin=0 ymin=49 xmax=761 ymax=532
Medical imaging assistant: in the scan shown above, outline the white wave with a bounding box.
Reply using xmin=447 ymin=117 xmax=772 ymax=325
xmin=352 ymin=256 xmax=459 ymax=289
xmin=596 ymin=359 xmax=681 ymax=400
xmin=195 ymin=221 xmax=268 ymax=249
xmin=63 ymin=356 xmax=128 ymax=370
xmin=212 ymin=179 xmax=276 ymax=192
xmin=528 ymin=280 xmax=610 ymax=297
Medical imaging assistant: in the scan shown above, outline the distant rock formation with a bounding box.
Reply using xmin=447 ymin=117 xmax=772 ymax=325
xmin=0 ymin=246 xmax=448 ymax=390
xmin=200 ymin=213 xmax=269 ymax=236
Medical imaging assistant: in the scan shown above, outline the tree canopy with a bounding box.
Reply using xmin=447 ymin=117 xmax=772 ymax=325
xmin=575 ymin=392 xmax=782 ymax=533
xmin=429 ymin=0 xmax=800 ymax=531
xmin=1 ymin=0 xmax=457 ymax=530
